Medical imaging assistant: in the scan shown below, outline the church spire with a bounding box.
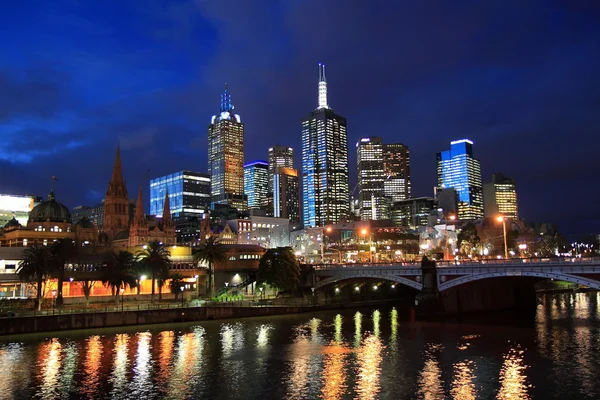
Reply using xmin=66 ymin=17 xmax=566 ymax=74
xmin=162 ymin=190 xmax=172 ymax=225
xmin=111 ymin=142 xmax=124 ymax=185
xmin=133 ymin=186 xmax=144 ymax=224
xmin=318 ymin=63 xmax=329 ymax=109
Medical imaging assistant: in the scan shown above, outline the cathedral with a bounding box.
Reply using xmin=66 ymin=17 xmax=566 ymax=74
xmin=103 ymin=143 xmax=176 ymax=248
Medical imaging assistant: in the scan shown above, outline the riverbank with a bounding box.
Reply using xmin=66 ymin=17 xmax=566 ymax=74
xmin=0 ymin=299 xmax=406 ymax=336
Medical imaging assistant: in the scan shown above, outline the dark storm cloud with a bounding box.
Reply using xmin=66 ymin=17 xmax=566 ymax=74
xmin=0 ymin=0 xmax=599 ymax=236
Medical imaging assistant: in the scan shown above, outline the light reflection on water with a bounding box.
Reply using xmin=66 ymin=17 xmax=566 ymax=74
xmin=0 ymin=293 xmax=599 ymax=399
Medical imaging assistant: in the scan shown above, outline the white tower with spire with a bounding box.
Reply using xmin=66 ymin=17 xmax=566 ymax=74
xmin=318 ymin=63 xmax=329 ymax=109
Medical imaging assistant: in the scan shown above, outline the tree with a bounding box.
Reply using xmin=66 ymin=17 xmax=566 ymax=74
xmin=193 ymin=236 xmax=227 ymax=298
xmin=50 ymin=238 xmax=79 ymax=307
xmin=102 ymin=251 xmax=138 ymax=306
xmin=136 ymin=241 xmax=172 ymax=303
xmin=257 ymin=247 xmax=300 ymax=292
xmin=17 ymin=245 xmax=53 ymax=311
xmin=457 ymin=223 xmax=481 ymax=256
xmin=169 ymin=273 xmax=185 ymax=300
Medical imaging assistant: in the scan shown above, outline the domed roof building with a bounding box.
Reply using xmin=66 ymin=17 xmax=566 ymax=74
xmin=0 ymin=191 xmax=96 ymax=247
xmin=28 ymin=191 xmax=72 ymax=224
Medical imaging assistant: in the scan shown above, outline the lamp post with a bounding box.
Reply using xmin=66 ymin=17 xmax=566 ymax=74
xmin=120 ymin=287 xmax=125 ymax=311
xmin=361 ymin=228 xmax=374 ymax=263
xmin=51 ymin=289 xmax=57 ymax=314
xmin=319 ymin=226 xmax=332 ymax=264
xmin=497 ymin=216 xmax=509 ymax=259
xmin=180 ymin=286 xmax=185 ymax=307
xmin=194 ymin=275 xmax=199 ymax=298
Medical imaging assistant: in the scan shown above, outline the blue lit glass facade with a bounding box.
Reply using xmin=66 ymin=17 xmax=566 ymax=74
xmin=436 ymin=139 xmax=483 ymax=220
xmin=244 ymin=160 xmax=268 ymax=209
xmin=150 ymin=171 xmax=211 ymax=218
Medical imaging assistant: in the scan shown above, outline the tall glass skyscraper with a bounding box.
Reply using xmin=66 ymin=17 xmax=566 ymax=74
xmin=357 ymin=137 xmax=385 ymax=220
xmin=150 ymin=171 xmax=211 ymax=218
xmin=208 ymin=84 xmax=247 ymax=211
xmin=436 ymin=139 xmax=483 ymax=220
xmin=273 ymin=167 xmax=300 ymax=224
xmin=383 ymin=143 xmax=411 ymax=202
xmin=483 ymin=173 xmax=518 ymax=219
xmin=302 ymin=63 xmax=349 ymax=227
xmin=244 ymin=160 xmax=269 ymax=210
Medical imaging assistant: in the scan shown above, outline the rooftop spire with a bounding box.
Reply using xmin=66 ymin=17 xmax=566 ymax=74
xmin=220 ymin=82 xmax=234 ymax=112
xmin=318 ymin=63 xmax=329 ymax=109
xmin=133 ymin=186 xmax=144 ymax=224
xmin=111 ymin=142 xmax=124 ymax=185
xmin=162 ymin=190 xmax=172 ymax=225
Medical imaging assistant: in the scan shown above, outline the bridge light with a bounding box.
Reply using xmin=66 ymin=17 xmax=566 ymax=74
xmin=373 ymin=285 xmax=378 ymax=290
xmin=355 ymin=286 xmax=360 ymax=292
xmin=391 ymin=284 xmax=395 ymax=289
xmin=335 ymin=287 xmax=339 ymax=293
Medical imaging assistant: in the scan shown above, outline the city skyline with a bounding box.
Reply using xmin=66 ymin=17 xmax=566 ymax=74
xmin=0 ymin=1 xmax=599 ymax=236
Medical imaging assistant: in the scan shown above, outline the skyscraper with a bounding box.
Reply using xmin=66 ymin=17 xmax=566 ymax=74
xmin=436 ymin=139 xmax=483 ymax=220
xmin=357 ymin=137 xmax=385 ymax=220
xmin=383 ymin=143 xmax=410 ymax=202
xmin=302 ymin=63 xmax=350 ymax=227
xmin=244 ymin=160 xmax=269 ymax=210
xmin=149 ymin=171 xmax=211 ymax=218
xmin=208 ymin=84 xmax=247 ymax=211
xmin=268 ymin=146 xmax=294 ymax=180
xmin=483 ymin=173 xmax=518 ymax=219
xmin=273 ymin=167 xmax=300 ymax=224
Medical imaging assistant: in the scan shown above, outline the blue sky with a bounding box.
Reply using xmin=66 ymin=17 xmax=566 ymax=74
xmin=1 ymin=0 xmax=599 ymax=236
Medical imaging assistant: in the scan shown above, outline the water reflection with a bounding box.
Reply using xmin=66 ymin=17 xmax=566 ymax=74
xmin=372 ymin=309 xmax=381 ymax=338
xmin=59 ymin=341 xmax=78 ymax=397
xmin=167 ymin=327 xmax=205 ymax=399
xmin=390 ymin=308 xmax=398 ymax=345
xmin=0 ymin=343 xmax=30 ymax=395
xmin=451 ymin=359 xmax=477 ymax=399
xmin=82 ymin=336 xmax=103 ymax=399
xmin=334 ymin=314 xmax=343 ymax=344
xmin=109 ymin=334 xmax=130 ymax=398
xmin=356 ymin=335 xmax=383 ymax=400
xmin=322 ymin=315 xmax=348 ymax=400
xmin=156 ymin=331 xmax=174 ymax=388
xmin=354 ymin=311 xmax=363 ymax=347
xmin=220 ymin=323 xmax=247 ymax=397
xmin=418 ymin=343 xmax=445 ymax=400
xmin=497 ymin=346 xmax=531 ymax=399
xmin=129 ymin=332 xmax=153 ymax=398
xmin=36 ymin=339 xmax=62 ymax=399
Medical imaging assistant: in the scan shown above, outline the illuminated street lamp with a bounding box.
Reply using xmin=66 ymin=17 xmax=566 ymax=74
xmin=120 ymin=287 xmax=125 ymax=311
xmin=180 ymin=286 xmax=185 ymax=307
xmin=497 ymin=216 xmax=509 ymax=259
xmin=361 ymin=228 xmax=374 ymax=263
xmin=194 ymin=274 xmax=199 ymax=298
xmin=51 ymin=289 xmax=57 ymax=313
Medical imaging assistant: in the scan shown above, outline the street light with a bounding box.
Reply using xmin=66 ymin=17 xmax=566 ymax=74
xmin=120 ymin=287 xmax=125 ymax=311
xmin=194 ymin=274 xmax=199 ymax=298
xmin=180 ymin=286 xmax=185 ymax=307
xmin=497 ymin=216 xmax=509 ymax=259
xmin=361 ymin=228 xmax=373 ymax=263
xmin=51 ymin=289 xmax=57 ymax=313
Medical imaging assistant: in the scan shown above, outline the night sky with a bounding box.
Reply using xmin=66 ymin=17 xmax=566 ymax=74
xmin=1 ymin=0 xmax=599 ymax=237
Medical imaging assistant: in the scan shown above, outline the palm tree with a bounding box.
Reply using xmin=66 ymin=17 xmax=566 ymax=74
xmin=169 ymin=273 xmax=185 ymax=300
xmin=193 ymin=236 xmax=227 ymax=298
xmin=257 ymin=247 xmax=300 ymax=293
xmin=102 ymin=251 xmax=138 ymax=306
xmin=17 ymin=245 xmax=52 ymax=311
xmin=50 ymin=238 xmax=79 ymax=307
xmin=136 ymin=241 xmax=172 ymax=303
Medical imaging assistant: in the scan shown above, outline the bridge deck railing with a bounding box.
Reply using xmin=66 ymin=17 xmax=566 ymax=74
xmin=311 ymin=257 xmax=600 ymax=270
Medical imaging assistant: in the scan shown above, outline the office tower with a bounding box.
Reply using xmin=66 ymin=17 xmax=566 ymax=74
xmin=268 ymin=146 xmax=294 ymax=181
xmin=483 ymin=173 xmax=518 ymax=219
xmin=434 ymin=187 xmax=459 ymax=216
xmin=302 ymin=63 xmax=350 ymax=227
xmin=244 ymin=160 xmax=269 ymax=210
xmin=436 ymin=139 xmax=483 ymax=220
xmin=390 ymin=197 xmax=436 ymax=228
xmin=356 ymin=137 xmax=385 ymax=220
xmin=383 ymin=143 xmax=410 ymax=202
xmin=149 ymin=171 xmax=211 ymax=218
xmin=273 ymin=167 xmax=300 ymax=224
xmin=208 ymin=84 xmax=247 ymax=211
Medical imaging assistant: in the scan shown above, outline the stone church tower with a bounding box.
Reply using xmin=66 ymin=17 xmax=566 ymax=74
xmin=103 ymin=143 xmax=130 ymax=240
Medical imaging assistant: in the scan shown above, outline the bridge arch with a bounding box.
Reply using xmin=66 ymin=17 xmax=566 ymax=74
xmin=315 ymin=273 xmax=423 ymax=291
xmin=438 ymin=271 xmax=600 ymax=292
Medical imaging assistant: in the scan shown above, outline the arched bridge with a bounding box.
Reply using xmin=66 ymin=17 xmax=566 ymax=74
xmin=312 ymin=257 xmax=600 ymax=292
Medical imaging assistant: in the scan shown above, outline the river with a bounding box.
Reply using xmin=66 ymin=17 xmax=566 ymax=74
xmin=0 ymin=292 xmax=599 ymax=399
